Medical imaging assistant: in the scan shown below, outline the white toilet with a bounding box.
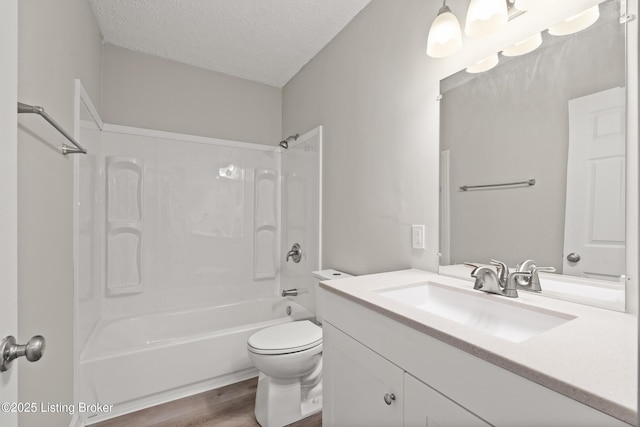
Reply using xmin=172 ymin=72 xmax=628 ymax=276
xmin=247 ymin=269 xmax=350 ymax=427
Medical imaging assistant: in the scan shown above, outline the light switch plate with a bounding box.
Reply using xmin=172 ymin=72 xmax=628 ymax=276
xmin=412 ymin=225 xmax=425 ymax=249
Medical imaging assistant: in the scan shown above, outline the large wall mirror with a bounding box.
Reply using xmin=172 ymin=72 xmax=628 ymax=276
xmin=439 ymin=0 xmax=627 ymax=306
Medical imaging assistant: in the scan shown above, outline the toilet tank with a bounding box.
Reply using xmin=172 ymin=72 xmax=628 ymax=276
xmin=311 ymin=269 xmax=352 ymax=325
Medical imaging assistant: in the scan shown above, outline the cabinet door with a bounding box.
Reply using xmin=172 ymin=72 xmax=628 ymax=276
xmin=323 ymin=322 xmax=404 ymax=427
xmin=404 ymin=373 xmax=491 ymax=427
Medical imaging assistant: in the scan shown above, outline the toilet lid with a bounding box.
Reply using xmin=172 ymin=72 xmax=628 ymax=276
xmin=248 ymin=320 xmax=322 ymax=355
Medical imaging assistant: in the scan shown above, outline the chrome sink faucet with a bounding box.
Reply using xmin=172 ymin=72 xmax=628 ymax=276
xmin=470 ymin=259 xmax=531 ymax=298
xmin=515 ymin=259 xmax=556 ymax=292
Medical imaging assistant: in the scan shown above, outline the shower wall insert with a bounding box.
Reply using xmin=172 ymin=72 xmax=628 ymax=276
xmin=74 ymin=85 xmax=322 ymax=423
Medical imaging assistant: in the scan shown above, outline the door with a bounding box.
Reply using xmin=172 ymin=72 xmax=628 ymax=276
xmin=323 ymin=323 xmax=403 ymax=426
xmin=563 ymin=87 xmax=626 ymax=280
xmin=0 ymin=1 xmax=19 ymax=426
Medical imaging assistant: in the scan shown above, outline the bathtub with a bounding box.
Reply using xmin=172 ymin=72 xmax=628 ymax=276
xmin=79 ymin=297 xmax=313 ymax=423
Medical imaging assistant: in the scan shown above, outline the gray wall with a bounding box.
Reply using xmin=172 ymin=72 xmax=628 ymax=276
xmin=442 ymin=15 xmax=625 ymax=270
xmin=282 ymin=0 xmax=632 ymax=283
xmin=283 ymin=0 xmax=439 ymax=275
xmin=101 ymin=44 xmax=282 ymax=146
xmin=17 ymin=0 xmax=103 ymax=426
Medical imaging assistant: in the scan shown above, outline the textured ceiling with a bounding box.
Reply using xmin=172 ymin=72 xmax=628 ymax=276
xmin=89 ymin=0 xmax=371 ymax=88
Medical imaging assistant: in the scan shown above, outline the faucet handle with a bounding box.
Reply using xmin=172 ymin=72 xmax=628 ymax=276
xmin=489 ymin=259 xmax=509 ymax=282
xmin=516 ymin=259 xmax=536 ymax=272
xmin=528 ymin=266 xmax=556 ymax=292
xmin=464 ymin=262 xmax=481 ymax=277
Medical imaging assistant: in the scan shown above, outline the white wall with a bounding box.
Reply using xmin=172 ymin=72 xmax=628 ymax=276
xmin=17 ymin=1 xmax=102 ymax=426
xmin=101 ymin=45 xmax=282 ymax=146
xmin=282 ymin=0 xmax=637 ymax=314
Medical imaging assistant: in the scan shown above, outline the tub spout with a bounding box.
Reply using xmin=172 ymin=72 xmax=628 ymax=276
xmin=282 ymin=288 xmax=298 ymax=297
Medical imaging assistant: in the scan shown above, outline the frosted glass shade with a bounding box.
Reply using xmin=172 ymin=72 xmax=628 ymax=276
xmin=465 ymin=0 xmax=508 ymax=38
xmin=548 ymin=5 xmax=600 ymax=36
xmin=466 ymin=53 xmax=499 ymax=73
xmin=427 ymin=6 xmax=463 ymax=58
xmin=502 ymin=32 xmax=542 ymax=56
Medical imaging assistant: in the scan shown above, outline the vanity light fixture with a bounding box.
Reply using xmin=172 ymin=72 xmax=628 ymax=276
xmin=502 ymin=32 xmax=542 ymax=56
xmin=548 ymin=5 xmax=600 ymax=36
xmin=466 ymin=53 xmax=500 ymax=73
xmin=427 ymin=0 xmax=521 ymax=59
xmin=465 ymin=0 xmax=509 ymax=38
xmin=426 ymin=1 xmax=463 ymax=58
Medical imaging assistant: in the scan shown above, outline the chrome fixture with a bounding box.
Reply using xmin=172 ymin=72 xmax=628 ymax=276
xmin=383 ymin=393 xmax=396 ymax=405
xmin=515 ymin=259 xmax=556 ymax=292
xmin=18 ymin=102 xmax=87 ymax=155
xmin=566 ymin=252 xmax=581 ymax=263
xmin=460 ymin=178 xmax=535 ymax=191
xmin=282 ymin=289 xmax=298 ymax=297
xmin=286 ymin=243 xmax=302 ymax=263
xmin=470 ymin=259 xmax=530 ymax=298
xmin=1 ymin=335 xmax=46 ymax=372
xmin=279 ymin=134 xmax=299 ymax=149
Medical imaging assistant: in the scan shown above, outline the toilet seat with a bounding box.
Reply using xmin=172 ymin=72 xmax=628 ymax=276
xmin=248 ymin=320 xmax=322 ymax=355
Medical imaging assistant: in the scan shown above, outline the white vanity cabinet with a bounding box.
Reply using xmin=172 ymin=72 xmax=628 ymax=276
xmin=324 ymin=322 xmax=490 ymax=427
xmin=323 ymin=322 xmax=403 ymax=427
xmin=404 ymin=373 xmax=491 ymax=427
xmin=320 ymin=284 xmax=632 ymax=427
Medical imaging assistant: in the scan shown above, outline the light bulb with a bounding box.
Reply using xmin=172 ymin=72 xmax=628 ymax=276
xmin=465 ymin=0 xmax=508 ymax=38
xmin=427 ymin=5 xmax=462 ymax=58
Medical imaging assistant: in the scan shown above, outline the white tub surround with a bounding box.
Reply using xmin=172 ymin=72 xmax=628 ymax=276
xmin=80 ymin=298 xmax=312 ymax=423
xmin=319 ymin=269 xmax=636 ymax=426
xmin=75 ymin=117 xmax=323 ymax=423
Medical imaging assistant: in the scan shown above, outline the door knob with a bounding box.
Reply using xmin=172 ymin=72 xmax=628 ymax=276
xmin=0 ymin=335 xmax=46 ymax=372
xmin=566 ymin=253 xmax=581 ymax=263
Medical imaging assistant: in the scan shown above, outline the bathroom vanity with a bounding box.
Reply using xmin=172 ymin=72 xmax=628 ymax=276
xmin=319 ymin=269 xmax=637 ymax=426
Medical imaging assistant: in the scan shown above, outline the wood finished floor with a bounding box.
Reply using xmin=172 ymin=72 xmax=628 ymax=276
xmin=91 ymin=377 xmax=322 ymax=427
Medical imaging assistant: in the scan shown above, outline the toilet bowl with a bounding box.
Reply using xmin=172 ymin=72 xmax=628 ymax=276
xmin=248 ymin=320 xmax=323 ymax=427
xmin=247 ymin=269 xmax=351 ymax=427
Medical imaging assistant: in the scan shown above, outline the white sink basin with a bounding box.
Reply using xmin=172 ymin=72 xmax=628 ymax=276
xmin=378 ymin=282 xmax=575 ymax=343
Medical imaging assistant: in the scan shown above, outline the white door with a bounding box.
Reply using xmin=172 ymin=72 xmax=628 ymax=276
xmin=0 ymin=1 xmax=19 ymax=426
xmin=564 ymin=87 xmax=626 ymax=280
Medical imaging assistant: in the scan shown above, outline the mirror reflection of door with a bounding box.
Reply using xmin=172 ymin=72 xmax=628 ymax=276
xmin=563 ymin=87 xmax=625 ymax=280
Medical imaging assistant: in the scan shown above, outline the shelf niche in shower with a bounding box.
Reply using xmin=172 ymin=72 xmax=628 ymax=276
xmin=253 ymin=169 xmax=278 ymax=280
xmin=106 ymin=156 xmax=144 ymax=295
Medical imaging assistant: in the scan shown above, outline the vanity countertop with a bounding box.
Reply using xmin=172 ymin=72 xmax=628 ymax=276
xmin=320 ymin=269 xmax=637 ymax=426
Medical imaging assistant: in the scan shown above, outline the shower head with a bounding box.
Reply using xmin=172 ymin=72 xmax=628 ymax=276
xmin=278 ymin=134 xmax=299 ymax=149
